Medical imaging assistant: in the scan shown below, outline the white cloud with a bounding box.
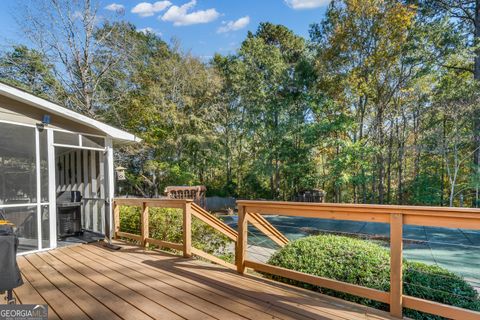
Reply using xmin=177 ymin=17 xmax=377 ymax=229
xmin=284 ymin=0 xmax=330 ymax=10
xmin=105 ymin=3 xmax=125 ymax=12
xmin=138 ymin=27 xmax=162 ymax=36
xmin=161 ymin=0 xmax=219 ymax=26
xmin=217 ymin=16 xmax=250 ymax=33
xmin=138 ymin=27 xmax=154 ymax=33
xmin=132 ymin=1 xmax=172 ymax=17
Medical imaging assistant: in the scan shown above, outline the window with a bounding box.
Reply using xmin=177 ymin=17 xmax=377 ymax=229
xmin=82 ymin=135 xmax=105 ymax=148
xmin=54 ymin=131 xmax=79 ymax=146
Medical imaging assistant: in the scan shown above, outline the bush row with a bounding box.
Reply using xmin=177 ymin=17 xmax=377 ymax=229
xmin=266 ymin=235 xmax=480 ymax=320
xmin=119 ymin=205 xmax=233 ymax=261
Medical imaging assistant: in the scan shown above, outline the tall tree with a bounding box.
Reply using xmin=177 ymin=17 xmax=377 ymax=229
xmin=16 ymin=0 xmax=125 ymax=116
xmin=99 ymin=24 xmax=222 ymax=197
xmin=414 ymin=0 xmax=480 ymax=206
xmin=228 ymin=23 xmax=315 ymax=199
xmin=0 ymin=45 xmax=63 ymax=99
xmin=311 ymin=0 xmax=417 ymax=203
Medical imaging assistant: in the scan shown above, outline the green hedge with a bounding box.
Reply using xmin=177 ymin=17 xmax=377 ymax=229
xmin=119 ymin=205 xmax=233 ymax=261
xmin=266 ymin=235 xmax=480 ymax=320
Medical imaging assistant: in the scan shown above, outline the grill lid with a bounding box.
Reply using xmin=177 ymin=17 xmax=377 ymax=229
xmin=57 ymin=191 xmax=82 ymax=204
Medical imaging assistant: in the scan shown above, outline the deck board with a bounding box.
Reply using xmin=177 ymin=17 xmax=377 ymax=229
xmin=3 ymin=267 xmax=61 ymax=320
xmin=67 ymin=246 xmax=275 ymax=320
xmin=96 ymin=245 xmax=359 ymax=320
xmin=112 ymin=246 xmax=386 ymax=320
xmin=64 ymin=246 xmax=230 ymax=320
xmin=12 ymin=242 xmax=398 ymax=320
xmin=25 ymin=253 xmax=122 ymax=320
xmin=79 ymin=245 xmax=317 ymax=320
xmin=17 ymin=256 xmax=90 ymax=320
xmin=43 ymin=250 xmax=170 ymax=320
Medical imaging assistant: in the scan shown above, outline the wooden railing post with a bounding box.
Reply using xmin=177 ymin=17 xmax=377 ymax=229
xmin=113 ymin=201 xmax=120 ymax=239
xmin=141 ymin=202 xmax=149 ymax=247
xmin=183 ymin=201 xmax=192 ymax=257
xmin=390 ymin=213 xmax=403 ymax=318
xmin=236 ymin=205 xmax=248 ymax=274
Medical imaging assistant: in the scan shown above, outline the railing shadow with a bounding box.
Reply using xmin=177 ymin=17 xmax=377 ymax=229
xmin=134 ymin=251 xmax=394 ymax=320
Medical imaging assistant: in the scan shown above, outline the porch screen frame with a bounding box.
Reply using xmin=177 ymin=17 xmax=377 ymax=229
xmin=0 ymin=120 xmax=51 ymax=254
xmin=0 ymin=119 xmax=112 ymax=254
xmin=52 ymin=129 xmax=108 ymax=236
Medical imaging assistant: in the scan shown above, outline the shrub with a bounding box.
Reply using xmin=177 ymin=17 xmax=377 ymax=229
xmin=266 ymin=235 xmax=480 ymax=320
xmin=119 ymin=205 xmax=233 ymax=260
xmin=119 ymin=205 xmax=142 ymax=234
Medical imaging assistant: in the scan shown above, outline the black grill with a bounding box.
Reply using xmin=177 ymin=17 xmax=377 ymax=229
xmin=56 ymin=191 xmax=82 ymax=238
xmin=0 ymin=210 xmax=23 ymax=304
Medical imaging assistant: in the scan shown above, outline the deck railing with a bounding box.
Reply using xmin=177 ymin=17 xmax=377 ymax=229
xmin=113 ymin=198 xmax=480 ymax=319
xmin=236 ymin=200 xmax=480 ymax=319
xmin=113 ymin=198 xmax=237 ymax=269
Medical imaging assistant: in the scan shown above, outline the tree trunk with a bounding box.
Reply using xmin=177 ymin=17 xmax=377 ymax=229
xmin=275 ymin=157 xmax=280 ymax=199
xmin=475 ymin=0 xmax=480 ymax=81
xmin=474 ymin=0 xmax=480 ymax=206
xmin=377 ymin=105 xmax=385 ymax=204
xmin=397 ymin=120 xmax=404 ymax=205
xmin=359 ymin=95 xmax=367 ymax=204
xmin=413 ymin=108 xmax=421 ymax=178
xmin=441 ymin=116 xmax=447 ymax=206
xmin=386 ymin=125 xmax=394 ymax=204
xmin=353 ymin=183 xmax=357 ymax=204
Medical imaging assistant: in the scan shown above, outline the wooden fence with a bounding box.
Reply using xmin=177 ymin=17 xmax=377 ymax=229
xmin=114 ymin=198 xmax=480 ymax=319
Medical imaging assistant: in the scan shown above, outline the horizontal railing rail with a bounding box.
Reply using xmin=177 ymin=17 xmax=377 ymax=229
xmin=236 ymin=200 xmax=480 ymax=320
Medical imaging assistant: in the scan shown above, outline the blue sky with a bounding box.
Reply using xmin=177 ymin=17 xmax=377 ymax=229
xmin=0 ymin=0 xmax=330 ymax=59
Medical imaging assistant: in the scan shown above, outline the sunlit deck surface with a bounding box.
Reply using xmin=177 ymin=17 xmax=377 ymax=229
xmin=11 ymin=241 xmax=397 ymax=320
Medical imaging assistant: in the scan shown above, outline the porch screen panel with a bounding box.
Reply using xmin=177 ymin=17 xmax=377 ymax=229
xmin=40 ymin=129 xmax=49 ymax=202
xmin=2 ymin=206 xmax=38 ymax=253
xmin=0 ymin=123 xmax=36 ymax=204
xmin=81 ymin=149 xmax=105 ymax=234
xmin=41 ymin=205 xmax=50 ymax=249
xmin=3 ymin=206 xmax=38 ymax=253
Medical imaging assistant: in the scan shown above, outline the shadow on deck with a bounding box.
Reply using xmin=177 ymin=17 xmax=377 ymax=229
xmin=10 ymin=241 xmax=398 ymax=320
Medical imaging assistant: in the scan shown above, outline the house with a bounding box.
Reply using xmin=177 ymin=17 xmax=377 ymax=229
xmin=0 ymin=82 xmax=139 ymax=254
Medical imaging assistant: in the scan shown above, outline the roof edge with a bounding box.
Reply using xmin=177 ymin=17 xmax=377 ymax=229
xmin=0 ymin=82 xmax=141 ymax=143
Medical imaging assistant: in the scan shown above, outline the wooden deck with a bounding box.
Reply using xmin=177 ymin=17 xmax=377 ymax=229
xmin=10 ymin=241 xmax=398 ymax=320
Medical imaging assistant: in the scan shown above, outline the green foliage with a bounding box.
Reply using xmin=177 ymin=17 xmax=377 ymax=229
xmin=212 ymin=22 xmax=317 ymax=199
xmin=118 ymin=206 xmax=232 ymax=259
xmin=0 ymin=45 xmax=63 ymax=100
xmin=4 ymin=0 xmax=479 ymax=206
xmin=267 ymin=235 xmax=390 ymax=308
xmin=267 ymin=235 xmax=480 ymax=319
xmin=404 ymin=262 xmax=480 ymax=319
xmin=406 ymin=173 xmax=443 ymax=206
xmin=119 ymin=206 xmax=142 ymax=234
